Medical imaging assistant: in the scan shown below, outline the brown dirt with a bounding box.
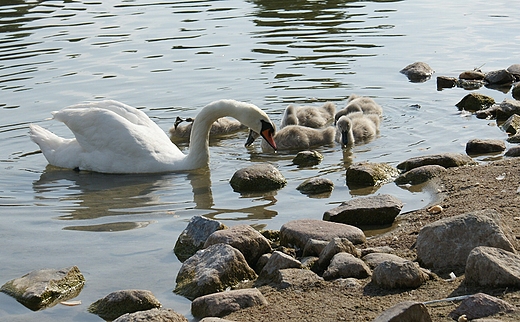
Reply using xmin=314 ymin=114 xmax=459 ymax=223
xmin=226 ymin=158 xmax=520 ymax=322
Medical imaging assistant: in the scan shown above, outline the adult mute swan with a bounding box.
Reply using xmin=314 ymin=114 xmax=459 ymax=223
xmin=280 ymin=102 xmax=336 ymax=128
xmin=246 ymin=125 xmax=335 ymax=152
xmin=29 ymin=99 xmax=276 ymax=174
xmin=335 ymin=112 xmax=380 ymax=147
xmin=334 ymin=94 xmax=383 ymax=122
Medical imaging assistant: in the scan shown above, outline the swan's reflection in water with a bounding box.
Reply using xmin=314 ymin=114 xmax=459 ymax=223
xmin=32 ymin=165 xmax=278 ymax=232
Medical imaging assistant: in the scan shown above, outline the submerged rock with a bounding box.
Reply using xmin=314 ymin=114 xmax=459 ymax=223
xmin=400 ymin=62 xmax=434 ymax=82
xmin=394 ymin=164 xmax=446 ymax=185
xmin=174 ymin=215 xmax=226 ymax=262
xmin=465 ymin=139 xmax=505 ymax=155
xmin=0 ymin=266 xmax=85 ymax=311
xmin=88 ymin=290 xmax=161 ymax=321
xmin=396 ymin=153 xmax=476 ymax=172
xmin=296 ymin=177 xmax=334 ymax=194
xmin=292 ymin=150 xmax=323 ymax=167
xmin=229 ymin=163 xmax=286 ymax=193
xmin=456 ymin=93 xmax=495 ymax=112
xmin=346 ymin=162 xmax=399 ymax=188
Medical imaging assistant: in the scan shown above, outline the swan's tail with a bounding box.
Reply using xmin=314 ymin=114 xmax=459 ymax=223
xmin=29 ymin=124 xmax=63 ymax=151
xmin=29 ymin=124 xmax=81 ymax=169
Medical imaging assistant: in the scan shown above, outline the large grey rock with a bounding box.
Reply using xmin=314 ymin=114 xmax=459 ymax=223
xmin=113 ymin=308 xmax=188 ymax=322
xmin=280 ymin=219 xmax=366 ymax=250
xmin=372 ymin=260 xmax=429 ymax=289
xmin=322 ymin=253 xmax=371 ymax=280
xmin=416 ymin=210 xmax=516 ymax=273
xmin=257 ymin=251 xmax=301 ymax=284
xmin=88 ymin=290 xmax=161 ymax=321
xmin=362 ymin=253 xmax=407 ymax=270
xmin=0 ymin=266 xmax=85 ymax=311
xmin=496 ymin=99 xmax=520 ymax=121
xmin=174 ymin=216 xmax=226 ymax=262
xmin=397 ymin=153 xmax=476 ymax=172
xmin=394 ymin=165 xmax=446 ymax=185
xmin=500 ymin=114 xmax=520 ymax=135
xmin=296 ymin=177 xmax=334 ymax=194
xmin=204 ymin=224 xmax=272 ymax=267
xmin=485 ymin=69 xmax=515 ymax=85
xmin=323 ymin=194 xmax=403 ymax=226
xmin=373 ymin=301 xmax=432 ymax=322
xmin=191 ymin=288 xmax=267 ymax=318
xmin=466 ymin=139 xmax=505 ymax=155
xmin=400 ymin=62 xmax=434 ymax=82
xmin=174 ymin=244 xmax=257 ymax=300
xmin=346 ymin=162 xmax=399 ymax=188
xmin=271 ymin=268 xmax=324 ymax=289
xmin=465 ymin=246 xmax=520 ymax=287
xmin=449 ymin=292 xmax=516 ymax=321
xmin=229 ymin=163 xmax=286 ymax=192
xmin=318 ymin=237 xmax=360 ymax=270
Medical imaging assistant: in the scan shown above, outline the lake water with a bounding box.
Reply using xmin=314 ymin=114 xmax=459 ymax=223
xmin=1 ymin=0 xmax=518 ymax=321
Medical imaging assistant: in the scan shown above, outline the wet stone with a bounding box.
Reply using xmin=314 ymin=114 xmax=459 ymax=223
xmin=400 ymin=62 xmax=434 ymax=82
xmin=465 ymin=139 xmax=505 ymax=155
xmin=229 ymin=163 xmax=286 ymax=193
xmin=296 ymin=177 xmax=334 ymax=194
xmin=456 ymin=93 xmax=495 ymax=112
xmin=88 ymin=290 xmax=161 ymax=321
xmin=292 ymin=150 xmax=323 ymax=167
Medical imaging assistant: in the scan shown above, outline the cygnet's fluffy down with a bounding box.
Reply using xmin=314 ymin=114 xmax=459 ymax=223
xmin=169 ymin=117 xmax=247 ymax=141
xmin=335 ymin=112 xmax=380 ymax=147
xmin=335 ymin=94 xmax=383 ymax=122
xmin=246 ymin=125 xmax=336 ymax=152
xmin=281 ymin=102 xmax=336 ymax=128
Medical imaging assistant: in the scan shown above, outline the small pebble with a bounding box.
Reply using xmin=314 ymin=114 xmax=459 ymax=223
xmin=427 ymin=205 xmax=443 ymax=214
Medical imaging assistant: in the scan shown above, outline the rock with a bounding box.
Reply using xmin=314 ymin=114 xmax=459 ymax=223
xmin=113 ymin=308 xmax=188 ymax=322
xmin=0 ymin=266 xmax=85 ymax=311
xmin=496 ymin=99 xmax=520 ymax=121
xmin=322 ymin=252 xmax=371 ymax=280
xmin=485 ymin=69 xmax=515 ymax=85
xmin=200 ymin=318 xmax=237 ymax=322
xmin=465 ymin=246 xmax=520 ymax=287
xmin=465 ymin=139 xmax=505 ymax=155
xmin=500 ymin=114 xmax=520 ymax=135
xmin=459 ymin=70 xmax=486 ymax=80
xmin=280 ymin=219 xmax=366 ymax=250
xmin=456 ymin=93 xmax=495 ymax=111
xmin=229 ymin=163 xmax=286 ymax=193
xmin=394 ymin=164 xmax=446 ymax=185
xmin=88 ymin=290 xmax=161 ymax=321
xmin=300 ymin=256 xmax=319 ymax=271
xmin=436 ymin=76 xmax=458 ymax=89
xmin=270 ymin=268 xmax=324 ymax=289
xmin=505 ymin=146 xmax=520 ymax=157
xmin=174 ymin=243 xmax=257 ymax=300
xmin=416 ymin=210 xmax=516 ymax=273
xmin=372 ymin=260 xmax=429 ymax=289
xmin=507 ymin=64 xmax=520 ymax=80
xmin=296 ymin=177 xmax=334 ymax=195
xmin=396 ymin=153 xmax=476 ymax=172
xmin=360 ymin=246 xmax=395 ymax=257
xmin=292 ymin=150 xmax=323 ymax=167
xmin=302 ymin=238 xmax=330 ymax=257
xmin=458 ymin=79 xmax=485 ymax=91
xmin=323 ymin=194 xmax=403 ymax=226
xmin=346 ymin=162 xmax=399 ymax=188
xmin=475 ymin=104 xmax=500 ymax=119
xmin=373 ymin=301 xmax=432 ymax=322
xmin=400 ymin=62 xmax=434 ymax=82
xmin=449 ymin=292 xmax=516 ymax=320
xmin=513 ymin=82 xmax=520 ymax=100
xmin=318 ymin=237 xmax=361 ymax=270
xmin=204 ymin=224 xmax=272 ymax=267
xmin=174 ymin=216 xmax=226 ymax=262
xmin=255 ymin=253 xmax=271 ymax=273
xmin=191 ymin=288 xmax=267 ymax=318
xmin=362 ymin=253 xmax=407 ymax=269
xmin=257 ymin=251 xmax=301 ymax=284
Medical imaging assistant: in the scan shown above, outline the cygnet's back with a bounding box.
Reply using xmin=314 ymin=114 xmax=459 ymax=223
xmin=261 ymin=125 xmax=335 ymax=152
xmin=281 ymin=102 xmax=336 ymax=129
xmin=335 ymin=113 xmax=379 ymax=147
xmin=335 ymin=94 xmax=383 ymax=122
xmin=169 ymin=117 xmax=246 ymax=141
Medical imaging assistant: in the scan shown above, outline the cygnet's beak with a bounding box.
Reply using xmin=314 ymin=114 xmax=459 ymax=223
xmin=341 ymin=131 xmax=350 ymax=146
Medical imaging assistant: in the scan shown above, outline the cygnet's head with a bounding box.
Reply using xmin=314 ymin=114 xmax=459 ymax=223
xmin=336 ymin=115 xmax=353 ymax=146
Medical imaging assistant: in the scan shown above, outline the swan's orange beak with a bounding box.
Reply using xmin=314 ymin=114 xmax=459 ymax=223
xmin=260 ymin=120 xmax=277 ymax=150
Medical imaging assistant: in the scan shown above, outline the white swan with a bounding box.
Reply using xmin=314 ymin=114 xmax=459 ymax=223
xmin=335 ymin=112 xmax=380 ymax=147
xmin=169 ymin=116 xmax=247 ymax=141
xmin=246 ymin=125 xmax=335 ymax=152
xmin=29 ymin=99 xmax=276 ymax=174
xmin=335 ymin=95 xmax=383 ymax=122
xmin=281 ymin=102 xmax=336 ymax=128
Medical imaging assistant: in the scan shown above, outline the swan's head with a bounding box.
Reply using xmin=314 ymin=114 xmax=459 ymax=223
xmin=336 ymin=115 xmax=353 ymax=146
xmin=244 ymin=121 xmax=277 ymax=150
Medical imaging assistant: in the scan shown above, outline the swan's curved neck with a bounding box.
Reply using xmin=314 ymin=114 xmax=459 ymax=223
xmin=183 ymin=100 xmax=242 ymax=169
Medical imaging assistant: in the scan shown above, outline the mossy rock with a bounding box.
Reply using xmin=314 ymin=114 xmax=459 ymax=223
xmin=456 ymin=93 xmax=495 ymax=112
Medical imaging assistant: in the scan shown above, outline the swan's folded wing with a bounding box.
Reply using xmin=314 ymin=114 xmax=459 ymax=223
xmin=52 ymin=101 xmax=183 ymax=159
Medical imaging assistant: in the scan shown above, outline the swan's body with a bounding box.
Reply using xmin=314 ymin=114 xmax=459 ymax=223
xmin=29 ymin=99 xmax=276 ymax=173
xmin=335 ymin=95 xmax=383 ymax=122
xmin=169 ymin=117 xmax=247 ymax=141
xmin=335 ymin=112 xmax=380 ymax=147
xmin=281 ymin=102 xmax=336 ymax=128
xmin=246 ymin=124 xmax=335 ymax=152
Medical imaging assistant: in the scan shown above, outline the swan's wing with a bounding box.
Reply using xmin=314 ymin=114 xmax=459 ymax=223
xmin=52 ymin=100 xmax=183 ymax=158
